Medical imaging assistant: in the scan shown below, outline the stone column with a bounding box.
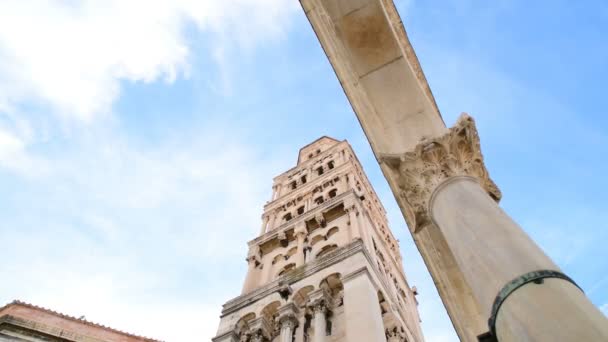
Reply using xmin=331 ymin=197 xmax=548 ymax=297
xmin=294 ymin=223 xmax=307 ymax=267
xmin=260 ymin=215 xmax=269 ymax=235
xmin=344 ymin=199 xmax=361 ymax=242
xmin=387 ymin=114 xmax=608 ymax=341
xmin=278 ymin=303 xmax=299 ymax=342
xmin=267 ymin=212 xmax=277 ymax=232
xmin=308 ymin=288 xmax=331 ymax=342
xmin=342 ymin=268 xmax=386 ymax=342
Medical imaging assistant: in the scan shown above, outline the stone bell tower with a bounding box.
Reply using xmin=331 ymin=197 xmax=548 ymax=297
xmin=213 ymin=137 xmax=424 ymax=342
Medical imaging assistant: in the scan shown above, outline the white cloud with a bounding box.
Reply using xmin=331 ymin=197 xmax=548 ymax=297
xmin=0 ymin=118 xmax=293 ymax=341
xmin=0 ymin=0 xmax=297 ymax=121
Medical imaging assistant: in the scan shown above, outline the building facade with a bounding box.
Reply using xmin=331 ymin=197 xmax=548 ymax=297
xmin=0 ymin=301 xmax=159 ymax=342
xmin=213 ymin=137 xmax=424 ymax=342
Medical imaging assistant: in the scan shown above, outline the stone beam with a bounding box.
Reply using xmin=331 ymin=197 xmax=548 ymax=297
xmin=300 ymin=0 xmax=446 ymax=155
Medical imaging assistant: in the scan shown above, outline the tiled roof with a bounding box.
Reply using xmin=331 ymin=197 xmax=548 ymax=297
xmin=0 ymin=300 xmax=162 ymax=342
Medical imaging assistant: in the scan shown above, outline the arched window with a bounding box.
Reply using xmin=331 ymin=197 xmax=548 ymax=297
xmin=283 ymin=213 xmax=293 ymax=222
xmin=326 ymin=226 xmax=339 ymax=239
xmin=327 ymin=160 xmax=335 ymax=169
xmin=316 ymin=244 xmax=338 ymax=258
xmin=310 ymin=234 xmax=325 ymax=246
xmin=301 ymin=175 xmax=307 ymax=184
xmin=278 ymin=263 xmax=296 ymax=277
xmin=316 ymin=166 xmax=324 ymax=176
xmin=290 ymin=181 xmax=297 ymax=190
xmin=328 ymin=188 xmax=337 ymax=198
xmin=314 ymin=196 xmax=324 ymax=205
xmin=297 ymin=206 xmax=305 ymax=215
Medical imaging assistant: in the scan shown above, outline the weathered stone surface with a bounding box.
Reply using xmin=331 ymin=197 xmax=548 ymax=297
xmin=214 ymin=138 xmax=424 ymax=341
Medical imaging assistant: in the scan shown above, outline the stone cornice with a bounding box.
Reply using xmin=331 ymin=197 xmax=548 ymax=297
xmin=379 ymin=113 xmax=501 ymax=233
xmin=223 ymin=240 xmax=369 ymax=317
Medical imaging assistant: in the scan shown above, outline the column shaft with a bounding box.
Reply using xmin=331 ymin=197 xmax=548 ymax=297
xmin=296 ymin=234 xmax=306 ymax=267
xmin=313 ymin=310 xmax=326 ymax=342
xmin=280 ymin=324 xmax=294 ymax=342
xmin=431 ymin=177 xmax=608 ymax=340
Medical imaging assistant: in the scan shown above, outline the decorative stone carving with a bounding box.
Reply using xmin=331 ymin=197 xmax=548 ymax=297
xmin=294 ymin=222 xmax=307 ymax=237
xmin=380 ymin=113 xmax=501 ymax=233
xmin=247 ymin=316 xmax=272 ymax=342
xmin=315 ymin=212 xmax=326 ymax=227
xmin=277 ymin=284 xmax=293 ymax=301
xmin=385 ymin=326 xmax=407 ymax=342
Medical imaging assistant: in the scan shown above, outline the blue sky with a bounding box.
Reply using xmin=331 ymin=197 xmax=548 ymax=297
xmin=0 ymin=1 xmax=606 ymax=341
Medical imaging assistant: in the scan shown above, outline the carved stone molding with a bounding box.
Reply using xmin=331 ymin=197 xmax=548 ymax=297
xmin=385 ymin=325 xmax=407 ymax=342
xmin=380 ymin=113 xmax=501 ymax=233
xmin=307 ymin=288 xmax=332 ymax=315
xmin=247 ymin=316 xmax=272 ymax=342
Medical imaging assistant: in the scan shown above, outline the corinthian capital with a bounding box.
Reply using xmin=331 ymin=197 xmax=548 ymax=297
xmin=380 ymin=114 xmax=501 ymax=233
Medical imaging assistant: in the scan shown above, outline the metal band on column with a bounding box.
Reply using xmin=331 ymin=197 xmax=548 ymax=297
xmin=478 ymin=270 xmax=582 ymax=342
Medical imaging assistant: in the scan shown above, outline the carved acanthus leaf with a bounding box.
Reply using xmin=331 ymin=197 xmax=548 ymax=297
xmin=380 ymin=114 xmax=501 ymax=233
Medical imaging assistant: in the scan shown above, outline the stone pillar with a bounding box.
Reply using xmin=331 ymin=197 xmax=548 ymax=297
xmin=308 ymin=288 xmax=331 ymax=342
xmin=387 ymin=114 xmax=608 ymax=341
xmin=242 ymin=246 xmax=260 ymax=294
xmin=278 ymin=303 xmax=299 ymax=342
xmin=260 ymin=215 xmax=269 ymax=235
xmin=342 ymin=268 xmax=386 ymax=342
xmin=294 ymin=223 xmax=307 ymax=267
xmin=294 ymin=314 xmax=305 ymax=342
xmin=267 ymin=212 xmax=277 ymax=232
xmin=344 ymin=199 xmax=361 ymax=241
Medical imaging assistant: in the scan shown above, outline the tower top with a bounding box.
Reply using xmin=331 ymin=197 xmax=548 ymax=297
xmin=297 ymin=136 xmax=341 ymax=165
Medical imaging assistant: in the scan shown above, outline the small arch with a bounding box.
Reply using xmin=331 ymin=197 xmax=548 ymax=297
xmin=283 ymin=213 xmax=293 ymax=222
xmin=290 ymin=180 xmax=297 ymax=190
xmin=327 ymin=188 xmax=338 ymax=198
xmin=285 ymin=247 xmax=297 ymax=259
xmin=301 ymin=175 xmax=307 ymax=184
xmin=277 ymin=263 xmax=296 ymax=277
xmin=235 ymin=312 xmax=256 ymax=335
xmin=260 ymin=301 xmax=281 ymax=320
xmin=314 ymin=196 xmax=324 ymax=205
xmin=293 ymin=285 xmax=315 ymax=308
xmin=316 ymin=166 xmax=324 ymax=176
xmin=327 ymin=160 xmax=335 ymax=169
xmin=297 ymin=206 xmax=305 ymax=215
xmin=316 ymin=244 xmax=338 ymax=258
xmin=310 ymin=234 xmax=325 ymax=246
xmin=272 ymin=254 xmax=284 ymax=265
xmin=326 ymin=226 xmax=339 ymax=239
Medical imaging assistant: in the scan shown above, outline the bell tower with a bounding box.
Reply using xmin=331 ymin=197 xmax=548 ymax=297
xmin=213 ymin=137 xmax=424 ymax=342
